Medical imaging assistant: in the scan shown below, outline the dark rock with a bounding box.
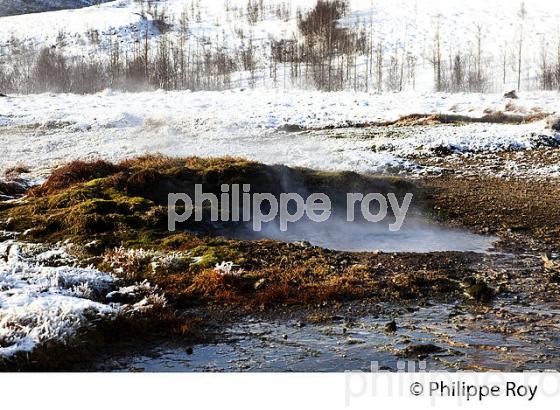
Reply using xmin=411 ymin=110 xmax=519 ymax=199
xmin=0 ymin=93 xmax=7 ymax=97
xmin=432 ymin=145 xmax=455 ymax=157
xmin=543 ymin=255 xmax=560 ymax=283
xmin=504 ymin=90 xmax=518 ymax=99
xmin=185 ymin=347 xmax=193 ymax=355
xmin=106 ymin=290 xmax=141 ymax=304
xmin=385 ymin=320 xmax=397 ymax=333
xmin=401 ymin=344 xmax=444 ymax=358
xmin=545 ymin=116 xmax=560 ymax=132
xmin=461 ymin=277 xmax=495 ymax=302
xmin=0 ymin=179 xmax=28 ymax=199
xmin=531 ymin=134 xmax=560 ymax=148
xmin=278 ymin=124 xmax=305 ymax=133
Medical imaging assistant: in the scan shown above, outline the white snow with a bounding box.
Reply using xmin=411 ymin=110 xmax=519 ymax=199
xmin=361 ymin=123 xmax=560 ymax=155
xmin=0 ymin=240 xmax=165 ymax=358
xmin=214 ymin=261 xmax=244 ymax=277
xmin=1 ymin=89 xmax=558 ymax=178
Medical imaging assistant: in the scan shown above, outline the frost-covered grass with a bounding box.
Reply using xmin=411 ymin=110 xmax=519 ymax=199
xmin=0 ymin=241 xmax=116 ymax=357
xmin=0 ymin=240 xmax=166 ymax=362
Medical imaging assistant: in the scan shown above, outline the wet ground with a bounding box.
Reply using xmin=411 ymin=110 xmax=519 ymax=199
xmin=91 ymin=300 xmax=560 ymax=372
xmin=87 ymin=250 xmax=560 ymax=372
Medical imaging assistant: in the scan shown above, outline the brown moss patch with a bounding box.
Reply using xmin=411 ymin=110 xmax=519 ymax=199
xmin=1 ymin=154 xmax=417 ymax=247
xmin=122 ymin=238 xmax=478 ymax=310
xmin=387 ymin=112 xmax=550 ymax=127
xmin=30 ymin=159 xmax=123 ymax=196
xmin=295 ymin=111 xmax=552 ymax=131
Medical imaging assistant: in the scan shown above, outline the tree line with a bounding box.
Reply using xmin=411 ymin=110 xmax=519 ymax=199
xmin=0 ymin=0 xmax=559 ymax=94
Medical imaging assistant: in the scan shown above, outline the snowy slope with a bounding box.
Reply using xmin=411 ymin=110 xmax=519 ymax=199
xmin=1 ymin=0 xmax=560 ymax=91
xmin=0 ymin=0 xmax=144 ymax=51
xmin=0 ymin=1 xmax=559 ymax=180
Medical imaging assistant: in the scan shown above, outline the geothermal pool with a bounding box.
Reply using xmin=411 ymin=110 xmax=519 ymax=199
xmin=218 ymin=217 xmax=495 ymax=253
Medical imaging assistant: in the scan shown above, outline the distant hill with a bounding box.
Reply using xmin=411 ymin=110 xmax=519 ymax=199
xmin=0 ymin=0 xmax=111 ymax=17
xmin=1 ymin=0 xmax=560 ymax=93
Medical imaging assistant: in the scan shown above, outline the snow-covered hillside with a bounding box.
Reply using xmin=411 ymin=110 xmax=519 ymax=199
xmin=1 ymin=0 xmax=560 ymax=92
xmin=0 ymin=2 xmax=559 ymax=179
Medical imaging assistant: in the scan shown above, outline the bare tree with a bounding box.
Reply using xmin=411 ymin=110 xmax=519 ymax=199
xmin=432 ymin=15 xmax=443 ymax=91
xmin=517 ymin=1 xmax=527 ymax=90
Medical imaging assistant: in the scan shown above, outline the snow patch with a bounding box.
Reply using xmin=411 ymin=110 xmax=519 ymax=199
xmin=1 ymin=89 xmax=557 ymax=178
xmin=0 ymin=241 xmax=164 ymax=358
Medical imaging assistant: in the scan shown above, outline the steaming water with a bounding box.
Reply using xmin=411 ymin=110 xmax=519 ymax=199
xmin=223 ymin=217 xmax=495 ymax=253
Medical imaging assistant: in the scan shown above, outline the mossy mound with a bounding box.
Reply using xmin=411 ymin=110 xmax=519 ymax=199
xmin=1 ymin=155 xmax=465 ymax=310
xmin=2 ymin=154 xmax=418 ymax=249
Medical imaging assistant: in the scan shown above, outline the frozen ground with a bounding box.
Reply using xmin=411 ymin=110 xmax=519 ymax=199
xmin=1 ymin=89 xmax=558 ymax=178
xmin=0 ymin=239 xmax=163 ymax=359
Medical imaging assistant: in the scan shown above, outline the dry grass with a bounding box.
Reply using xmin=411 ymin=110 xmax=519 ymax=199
xmin=126 ymin=237 xmax=474 ymax=310
xmin=302 ymin=111 xmax=552 ymax=131
xmin=3 ymin=164 xmax=30 ymax=178
xmin=389 ymin=112 xmax=550 ymax=126
xmin=30 ymin=159 xmax=123 ymax=196
xmin=185 ymin=266 xmax=366 ymax=308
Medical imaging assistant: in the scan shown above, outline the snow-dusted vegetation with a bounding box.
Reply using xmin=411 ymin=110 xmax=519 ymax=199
xmin=0 ymin=240 xmax=166 ymax=360
xmin=1 ymin=0 xmax=560 ymax=93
